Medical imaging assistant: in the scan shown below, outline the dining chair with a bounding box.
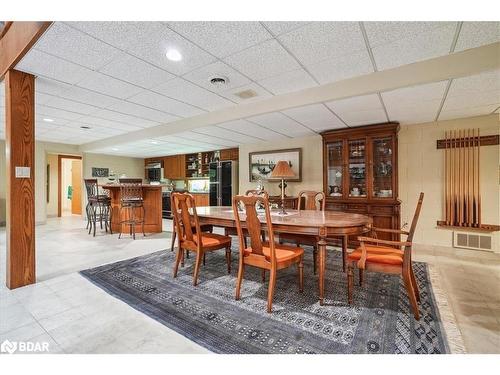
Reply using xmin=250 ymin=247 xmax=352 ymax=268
xmin=233 ymin=195 xmax=304 ymax=313
xmin=118 ymin=182 xmax=145 ymax=240
xmin=84 ymin=179 xmax=112 ymax=237
xmin=172 ymin=192 xmax=232 ymax=286
xmin=279 ymin=190 xmax=325 ymax=274
xmin=224 ymin=189 xmax=269 ymax=246
xmin=346 ymin=192 xmax=424 ymax=320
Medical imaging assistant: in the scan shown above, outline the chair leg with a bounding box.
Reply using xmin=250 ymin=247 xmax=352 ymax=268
xmin=261 ymin=269 xmax=266 ymax=282
xmin=203 ymin=253 xmax=206 ymax=266
xmin=313 ymin=247 xmax=317 ymax=275
xmin=347 ymin=265 xmax=354 ymax=304
xmin=235 ymin=260 xmax=245 ymax=300
xmin=173 ymin=247 xmax=183 ymax=278
xmin=193 ymin=251 xmax=203 ymax=286
xmin=108 ymin=205 xmax=113 ymax=234
xmin=298 ymin=257 xmax=304 ymax=293
xmin=342 ymin=235 xmax=348 ymax=273
xmin=86 ymin=203 xmax=90 ymax=229
xmin=359 ymin=269 xmax=364 ymax=286
xmin=141 ymin=205 xmax=146 ymax=237
xmin=99 ymin=204 xmax=103 ymax=229
xmin=170 ymin=229 xmax=176 ymax=252
xmin=403 ymin=272 xmax=420 ymax=320
xmin=92 ymin=206 xmax=97 ymax=237
xmin=225 ymin=246 xmax=231 ymax=274
xmin=267 ymin=268 xmax=277 ymax=313
xmin=132 ymin=207 xmax=136 ymax=240
xmin=410 ymin=265 xmax=421 ymax=303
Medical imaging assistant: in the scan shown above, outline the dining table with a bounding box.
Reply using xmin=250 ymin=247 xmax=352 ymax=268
xmin=194 ymin=206 xmax=372 ymax=305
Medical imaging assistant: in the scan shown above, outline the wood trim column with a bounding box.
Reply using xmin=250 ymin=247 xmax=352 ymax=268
xmin=5 ymin=69 xmax=36 ymax=289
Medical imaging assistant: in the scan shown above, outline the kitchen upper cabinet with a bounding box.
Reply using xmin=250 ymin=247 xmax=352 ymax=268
xmin=163 ymin=155 xmax=185 ymax=179
xmin=220 ymin=148 xmax=239 ymax=161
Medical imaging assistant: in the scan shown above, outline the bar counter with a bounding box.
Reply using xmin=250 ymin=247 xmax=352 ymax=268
xmin=102 ymin=184 xmax=164 ymax=233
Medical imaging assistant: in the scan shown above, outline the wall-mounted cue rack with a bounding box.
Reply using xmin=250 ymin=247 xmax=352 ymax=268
xmin=436 ymin=129 xmax=499 ymax=232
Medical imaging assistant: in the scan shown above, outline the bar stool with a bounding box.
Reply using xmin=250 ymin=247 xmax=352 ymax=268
xmin=118 ymin=182 xmax=145 ymax=240
xmin=84 ymin=179 xmax=112 ymax=237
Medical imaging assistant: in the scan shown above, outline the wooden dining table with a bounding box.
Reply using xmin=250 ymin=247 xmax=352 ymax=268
xmin=194 ymin=206 xmax=372 ymax=305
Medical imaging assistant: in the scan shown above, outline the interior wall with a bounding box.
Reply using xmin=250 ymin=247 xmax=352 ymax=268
xmin=399 ymin=114 xmax=500 ymax=251
xmin=238 ymin=135 xmax=323 ymax=196
xmin=46 ymin=154 xmax=59 ymax=217
xmin=61 ymin=158 xmax=73 ymax=213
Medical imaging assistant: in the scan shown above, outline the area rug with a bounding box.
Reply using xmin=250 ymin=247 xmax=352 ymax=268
xmin=80 ymin=246 xmax=463 ymax=354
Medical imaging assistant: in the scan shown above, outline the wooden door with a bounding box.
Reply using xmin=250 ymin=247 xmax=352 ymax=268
xmin=71 ymin=160 xmax=82 ymax=214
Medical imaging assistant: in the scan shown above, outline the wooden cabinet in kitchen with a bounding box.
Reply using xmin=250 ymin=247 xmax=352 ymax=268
xmin=163 ymin=155 xmax=185 ymax=179
xmin=220 ymin=148 xmax=239 ymax=161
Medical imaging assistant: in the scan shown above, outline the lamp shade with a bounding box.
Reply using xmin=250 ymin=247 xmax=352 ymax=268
xmin=270 ymin=160 xmax=295 ymax=179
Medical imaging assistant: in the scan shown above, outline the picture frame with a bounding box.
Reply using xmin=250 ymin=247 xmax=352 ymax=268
xmin=91 ymin=167 xmax=109 ymax=178
xmin=248 ymin=148 xmax=302 ymax=182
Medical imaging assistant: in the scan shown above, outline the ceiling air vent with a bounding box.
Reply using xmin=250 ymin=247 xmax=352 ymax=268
xmin=210 ymin=76 xmax=228 ymax=88
xmin=234 ymin=89 xmax=257 ymax=99
xmin=453 ymin=231 xmax=494 ymax=252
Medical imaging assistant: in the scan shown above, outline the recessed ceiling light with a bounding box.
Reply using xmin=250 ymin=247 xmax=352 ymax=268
xmin=80 ymin=125 xmax=91 ymax=130
xmin=111 ymin=148 xmax=119 ymax=151
xmin=43 ymin=118 xmax=54 ymax=122
xmin=166 ymin=48 xmax=182 ymax=61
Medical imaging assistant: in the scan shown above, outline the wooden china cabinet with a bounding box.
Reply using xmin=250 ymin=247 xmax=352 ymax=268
xmin=321 ymin=122 xmax=401 ymax=243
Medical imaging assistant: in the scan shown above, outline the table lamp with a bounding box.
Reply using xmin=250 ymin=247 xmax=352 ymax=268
xmin=270 ymin=160 xmax=295 ymax=215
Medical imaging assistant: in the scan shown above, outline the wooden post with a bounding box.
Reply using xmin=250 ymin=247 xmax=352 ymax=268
xmin=5 ymin=69 xmax=36 ymax=289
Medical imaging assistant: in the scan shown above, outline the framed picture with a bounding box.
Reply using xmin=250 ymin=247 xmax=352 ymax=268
xmin=91 ymin=167 xmax=109 ymax=178
xmin=249 ymin=148 xmax=302 ymax=182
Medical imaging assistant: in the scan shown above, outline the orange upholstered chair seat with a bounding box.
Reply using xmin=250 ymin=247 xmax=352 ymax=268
xmin=193 ymin=232 xmax=232 ymax=249
xmin=244 ymin=242 xmax=304 ymax=262
xmin=347 ymin=245 xmax=404 ymax=265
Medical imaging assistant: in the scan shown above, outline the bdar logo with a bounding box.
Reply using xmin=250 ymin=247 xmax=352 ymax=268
xmin=1 ymin=339 xmax=17 ymax=354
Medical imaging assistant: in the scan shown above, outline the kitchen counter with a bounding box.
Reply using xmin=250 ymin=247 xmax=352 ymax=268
xmin=102 ymin=184 xmax=163 ymax=233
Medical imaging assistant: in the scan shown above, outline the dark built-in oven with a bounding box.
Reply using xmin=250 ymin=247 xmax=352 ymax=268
xmin=162 ymin=191 xmax=172 ymax=219
xmin=146 ymin=162 xmax=163 ymax=182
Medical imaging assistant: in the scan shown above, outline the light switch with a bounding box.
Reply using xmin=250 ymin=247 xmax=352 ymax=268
xmin=15 ymin=166 xmax=31 ymax=178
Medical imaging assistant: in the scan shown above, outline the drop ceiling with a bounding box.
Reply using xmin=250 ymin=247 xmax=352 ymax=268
xmin=0 ymin=21 xmax=498 ymax=156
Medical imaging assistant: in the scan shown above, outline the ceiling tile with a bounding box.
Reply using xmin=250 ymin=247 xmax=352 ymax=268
xmin=58 ymin=85 xmax=121 ymax=109
xmin=446 ymin=69 xmax=500 ymax=94
xmin=76 ymin=116 xmax=143 ymax=131
xmin=168 ymin=22 xmax=272 ymax=58
xmin=69 ymin=21 xmax=216 ymax=75
xmin=282 ymin=104 xmax=346 ymax=131
xmin=193 ymin=126 xmax=262 ymax=144
xmin=224 ymin=39 xmax=301 ymax=81
xmin=91 ymin=108 xmax=159 ymax=128
xmin=35 ymin=92 xmax=57 ymax=105
xmin=439 ymin=104 xmax=500 ymax=121
xmin=258 ymin=68 xmax=317 ymax=95
xmin=262 ymin=22 xmax=309 ymax=36
xmin=382 ymin=81 xmax=448 ymax=124
xmin=36 ymin=104 xmax=85 ymax=121
xmin=219 ymin=82 xmax=273 ymax=104
xmin=16 ymin=49 xmax=91 ymax=84
xmin=246 ymin=112 xmax=315 ymax=137
xmin=151 ymin=78 xmax=234 ymax=111
xmin=306 ymin=50 xmax=374 ymax=84
xmin=326 ymin=94 xmax=387 ymax=126
xmin=98 ymin=52 xmax=175 ymax=89
xmin=370 ymin=23 xmax=457 ymax=70
xmin=455 ymin=22 xmax=500 ymax=52
xmin=42 ymin=96 xmax=100 ymax=115
xmin=35 ymin=77 xmax=72 ymax=96
xmin=183 ymin=61 xmax=250 ymax=93
xmin=76 ymin=71 xmax=143 ymax=99
xmin=174 ymin=131 xmax=239 ymax=147
xmin=107 ymin=101 xmax=180 ymax=124
xmin=217 ymin=119 xmax=286 ymax=140
xmin=278 ymin=22 xmax=366 ymax=66
xmin=127 ymin=90 xmax=206 ymax=117
xmin=35 ymin=22 xmax=121 ymax=70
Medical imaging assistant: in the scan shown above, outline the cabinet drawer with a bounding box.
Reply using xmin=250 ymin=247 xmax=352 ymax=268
xmin=371 ymin=205 xmax=394 ymax=215
xmin=345 ymin=204 xmax=367 ymax=213
xmin=326 ymin=203 xmax=344 ymax=211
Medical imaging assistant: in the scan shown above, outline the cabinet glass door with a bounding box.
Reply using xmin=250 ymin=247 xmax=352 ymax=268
xmin=326 ymin=141 xmax=344 ymax=197
xmin=348 ymin=139 xmax=367 ymax=197
xmin=372 ymin=137 xmax=394 ymax=198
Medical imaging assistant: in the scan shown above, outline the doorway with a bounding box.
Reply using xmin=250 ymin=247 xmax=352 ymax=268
xmin=58 ymin=155 xmax=82 ymax=217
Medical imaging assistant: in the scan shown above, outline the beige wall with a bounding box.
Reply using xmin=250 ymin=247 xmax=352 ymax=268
xmin=238 ymin=135 xmax=323 ymax=196
xmin=46 ymin=154 xmax=59 ymax=217
xmin=399 ymin=114 xmax=500 ymax=251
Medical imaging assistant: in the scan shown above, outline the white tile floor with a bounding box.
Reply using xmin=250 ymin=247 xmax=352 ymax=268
xmin=1 ymin=216 xmax=499 ymax=353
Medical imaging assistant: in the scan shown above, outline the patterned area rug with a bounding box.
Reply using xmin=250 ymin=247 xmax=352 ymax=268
xmin=80 ymin=247 xmax=455 ymax=354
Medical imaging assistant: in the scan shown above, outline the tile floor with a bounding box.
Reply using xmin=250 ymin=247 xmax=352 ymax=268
xmin=0 ymin=216 xmax=499 ymax=354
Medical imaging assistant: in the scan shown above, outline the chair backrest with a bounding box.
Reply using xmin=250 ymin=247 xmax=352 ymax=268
xmin=298 ymin=190 xmax=325 ymax=211
xmin=171 ymin=192 xmax=201 ymax=246
xmin=407 ymin=192 xmax=424 ymax=243
xmin=232 ymin=195 xmax=277 ymax=264
xmin=120 ymin=182 xmax=143 ymax=202
xmin=84 ymin=179 xmax=98 ymax=199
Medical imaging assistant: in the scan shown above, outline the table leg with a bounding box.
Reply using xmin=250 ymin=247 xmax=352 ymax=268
xmin=318 ymin=234 xmax=327 ymax=306
xmin=342 ymin=235 xmax=348 ymax=273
